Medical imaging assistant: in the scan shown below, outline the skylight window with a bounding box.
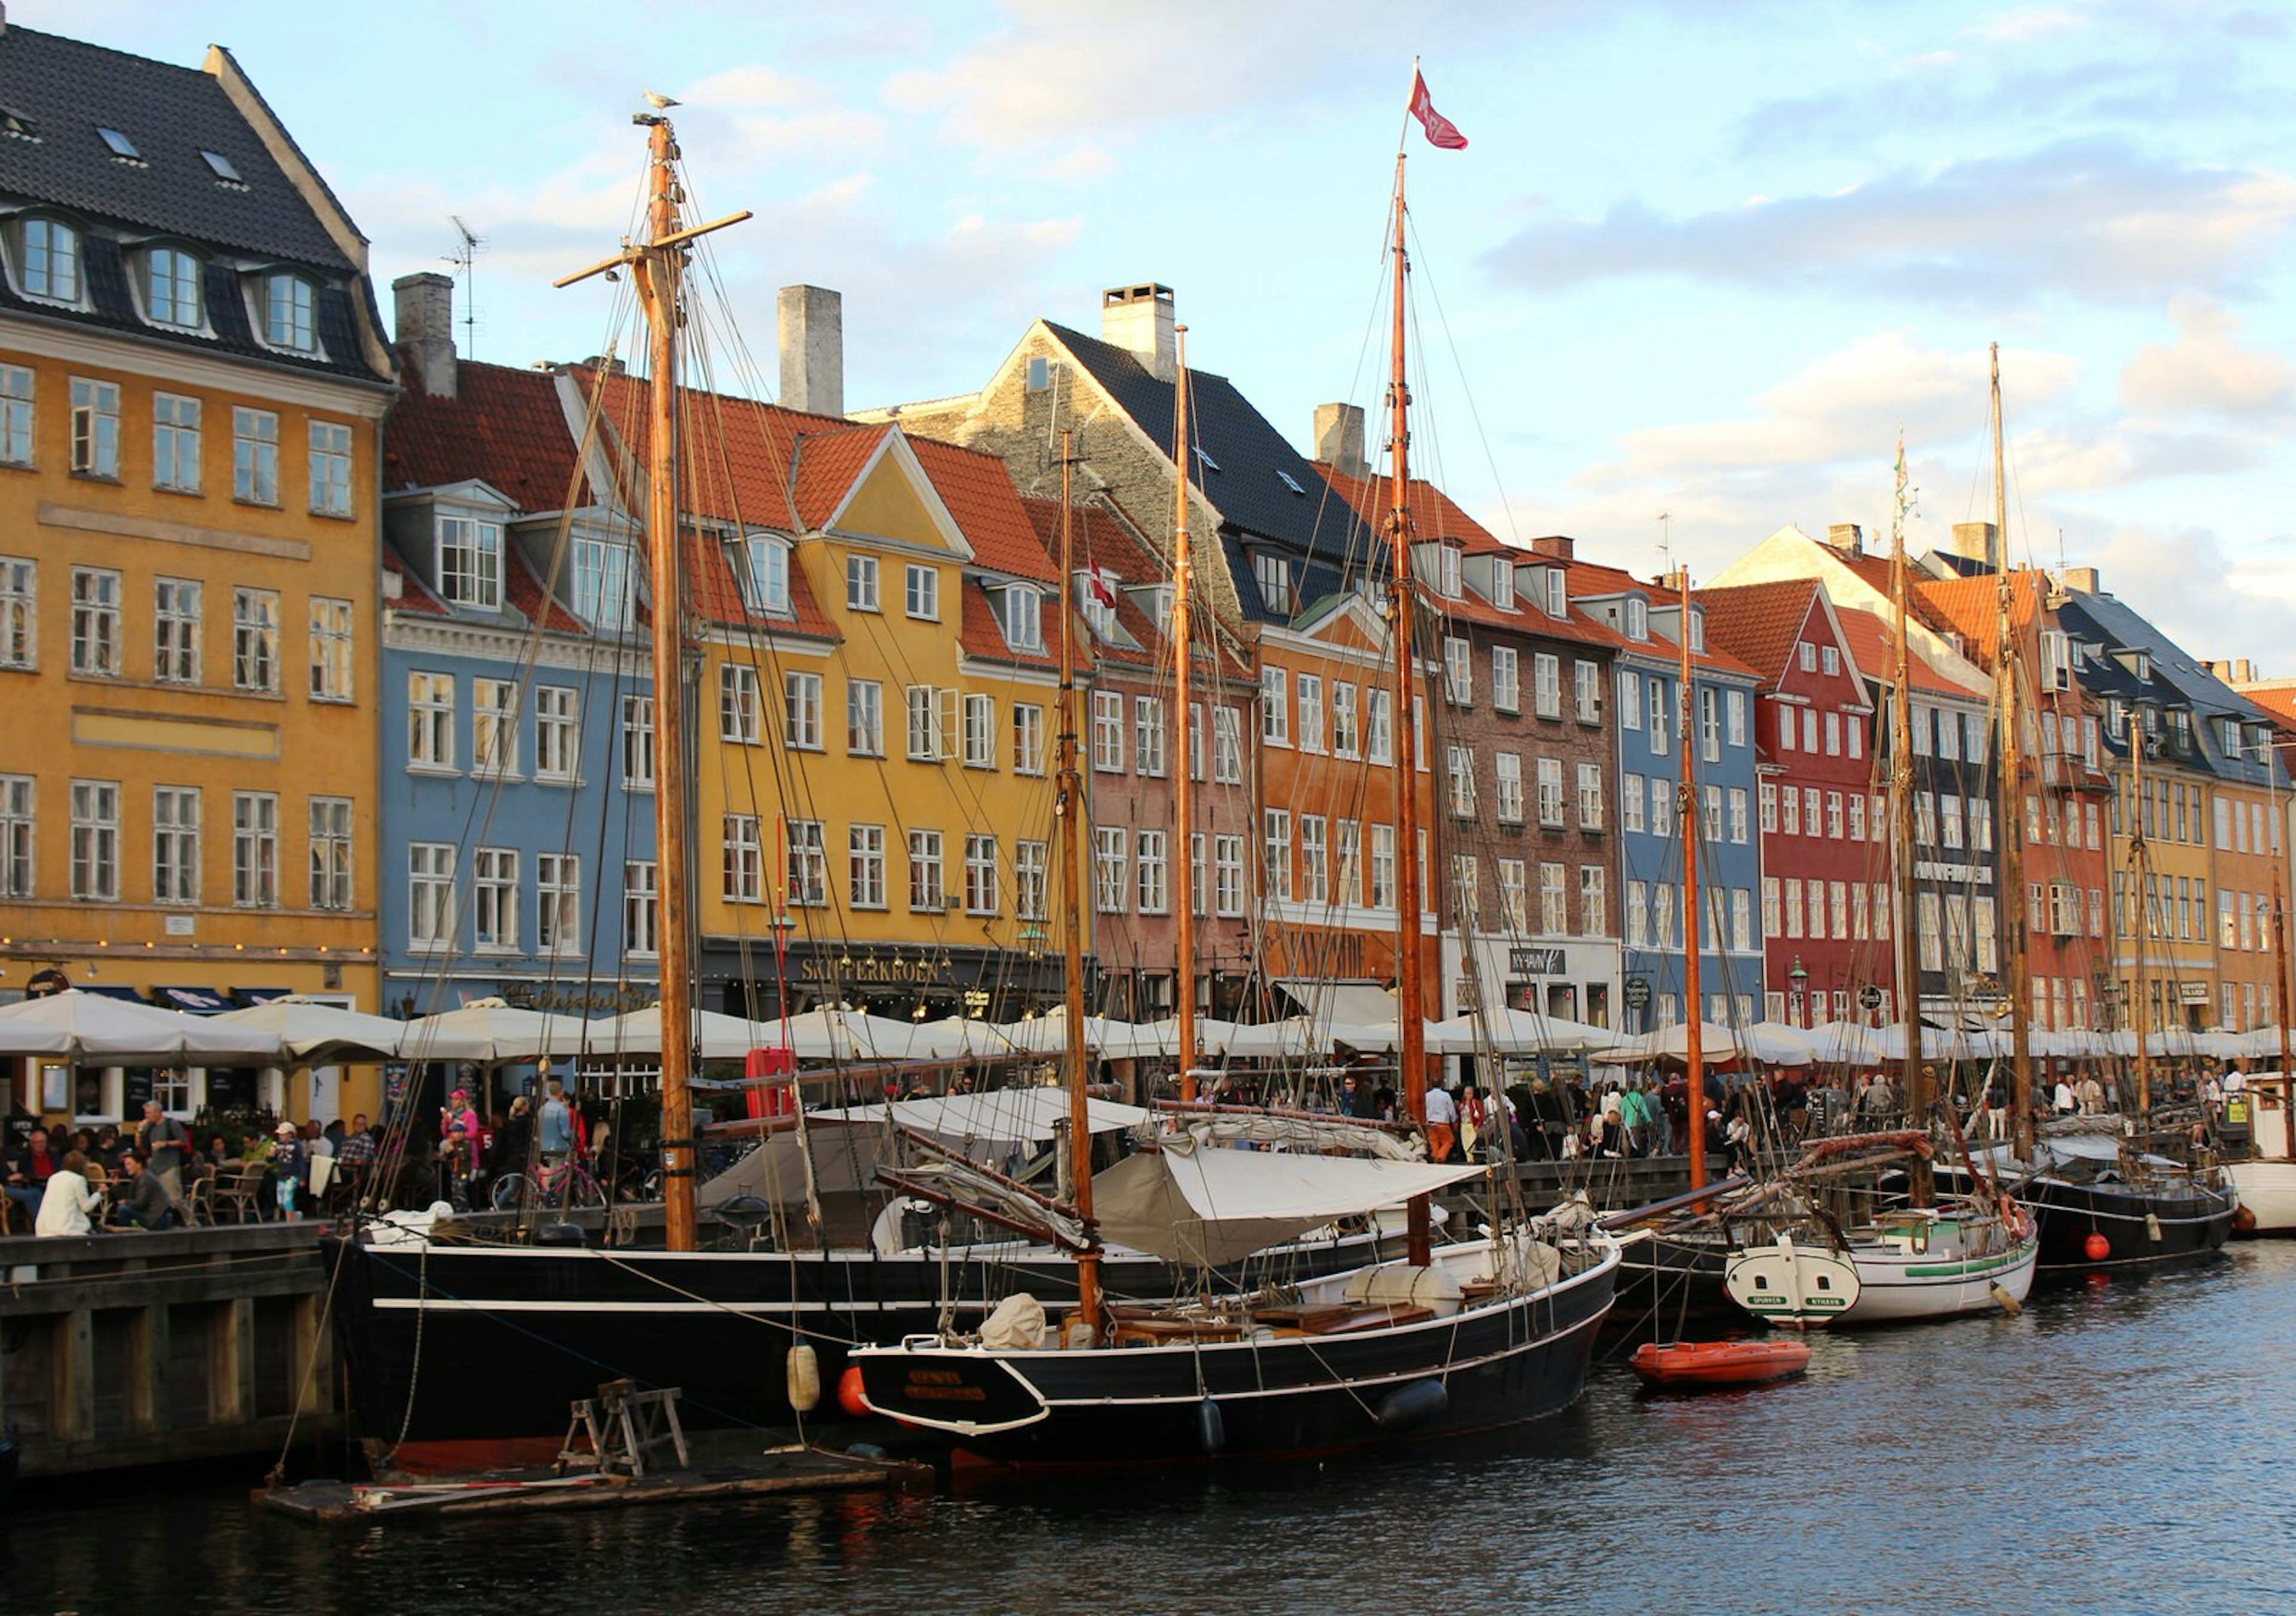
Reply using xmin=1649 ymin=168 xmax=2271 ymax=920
xmin=1275 ymin=468 xmax=1305 ymax=496
xmin=97 ymin=126 xmax=141 ymax=160
xmin=0 ymin=107 xmax=36 ymax=142
xmin=1193 ymin=446 xmax=1221 ymax=474
xmin=201 ymin=150 xmax=244 ymax=182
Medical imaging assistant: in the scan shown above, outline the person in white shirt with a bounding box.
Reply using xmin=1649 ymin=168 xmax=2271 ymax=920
xmin=2053 ymin=1078 xmax=2077 ymax=1116
xmin=35 ymin=1150 xmax=103 ymax=1237
xmin=1423 ymin=1081 xmax=1460 ymax=1163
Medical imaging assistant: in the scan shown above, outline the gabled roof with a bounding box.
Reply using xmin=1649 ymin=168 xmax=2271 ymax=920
xmin=1021 ymin=495 xmax=1166 ymax=671
xmin=1696 ymin=580 xmax=1824 ymax=686
xmin=579 ymin=365 xmax=853 ymax=535
xmin=1911 ymin=571 xmax=2043 ymax=649
xmin=1833 ymin=605 xmax=1981 ymax=699
xmin=789 ymin=425 xmax=890 ymax=529
xmin=384 ymin=359 xmax=588 ymax=506
xmin=1561 ymin=557 xmax=1761 ymax=678
xmin=908 ymin=437 xmax=1057 ymax=583
xmin=2057 ymin=586 xmax=2281 ymax=779
xmin=1045 ymin=320 xmax=1369 ymax=562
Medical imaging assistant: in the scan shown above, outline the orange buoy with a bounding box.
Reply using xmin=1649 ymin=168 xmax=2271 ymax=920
xmin=837 ymin=1363 xmax=871 ymax=1419
xmin=2083 ymin=1233 xmax=2110 ymax=1262
xmin=2234 ymin=1206 xmax=2258 ymax=1235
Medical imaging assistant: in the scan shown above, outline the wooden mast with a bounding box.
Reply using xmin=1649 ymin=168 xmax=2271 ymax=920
xmin=555 ymin=112 xmax=748 ymax=1254
xmin=1891 ymin=432 xmax=1928 ymax=1204
xmin=1055 ymin=431 xmax=1101 ymax=1336
xmin=1678 ymin=564 xmax=1706 ymax=1189
xmin=2129 ymin=702 xmax=2155 ymax=1123
xmin=1384 ymin=154 xmax=1432 ymax=1267
xmin=1171 ymin=330 xmax=1199 ymax=1103
xmin=1991 ymin=342 xmax=2037 ymax=1164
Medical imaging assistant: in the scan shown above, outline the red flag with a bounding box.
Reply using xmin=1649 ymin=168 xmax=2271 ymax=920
xmin=1407 ymin=69 xmax=1468 ymax=151
xmin=1086 ymin=565 xmax=1120 ymax=609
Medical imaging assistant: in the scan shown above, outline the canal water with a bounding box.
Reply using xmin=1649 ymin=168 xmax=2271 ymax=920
xmin=8 ymin=1242 xmax=2293 ymax=1614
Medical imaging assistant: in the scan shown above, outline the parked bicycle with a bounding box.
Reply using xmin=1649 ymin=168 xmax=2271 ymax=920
xmin=490 ymin=1155 xmax=607 ymax=1213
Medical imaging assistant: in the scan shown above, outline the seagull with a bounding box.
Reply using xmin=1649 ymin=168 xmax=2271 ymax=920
xmin=643 ymin=90 xmax=680 ymax=110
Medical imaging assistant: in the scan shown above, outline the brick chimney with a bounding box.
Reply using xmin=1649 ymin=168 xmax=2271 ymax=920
xmin=1950 ymin=520 xmax=1998 ymax=571
xmin=777 ymin=285 xmax=844 ymax=417
xmin=1827 ymin=523 xmax=1864 ymax=553
xmin=1101 ymin=283 xmax=1176 ymax=382
xmin=393 ymin=272 xmax=456 ymax=400
xmin=2060 ymin=565 xmax=2099 ymax=594
xmin=1314 ymin=403 xmax=1367 ymax=478
xmin=1528 ymin=535 xmax=1576 ymax=561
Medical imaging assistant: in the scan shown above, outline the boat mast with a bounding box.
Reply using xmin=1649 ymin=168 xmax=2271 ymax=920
xmin=1384 ymin=154 xmax=1432 ymax=1267
xmin=2275 ymin=766 xmax=2294 ymax=1155
xmin=1055 ymin=432 xmax=1101 ymax=1336
xmin=1171 ymin=331 xmax=1199 ymax=1104
xmin=555 ymin=111 xmax=748 ymax=1254
xmin=2129 ymin=704 xmax=2154 ymax=1123
xmin=1677 ymin=564 xmax=1706 ymax=1189
xmin=1990 ymin=343 xmax=2037 ymax=1164
xmin=1891 ymin=434 xmax=1929 ymax=1205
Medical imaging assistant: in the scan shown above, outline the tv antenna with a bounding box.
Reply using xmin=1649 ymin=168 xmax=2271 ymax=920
xmin=446 ymin=215 xmax=483 ymax=361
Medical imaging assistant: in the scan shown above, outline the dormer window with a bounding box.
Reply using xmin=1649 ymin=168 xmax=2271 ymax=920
xmin=1625 ymin=597 xmax=1648 ymax=641
xmin=1545 ymin=568 xmax=1567 ymax=619
xmin=1076 ymin=568 xmax=1120 ymax=638
xmin=572 ymin=535 xmax=634 ymax=631
xmin=1254 ymin=553 xmax=1294 ymax=615
xmin=996 ymin=583 xmax=1043 ymax=653
xmin=262 ymin=273 xmax=317 ymax=352
xmin=18 ymin=217 xmax=81 ymax=303
xmin=1489 ymin=561 xmax=1514 ymax=611
xmin=1438 ymin=545 xmax=1462 ymax=600
xmin=145 ymin=247 xmax=203 ymax=329
xmin=743 ymin=536 xmax=790 ymax=615
xmin=1688 ymin=607 xmax=1705 ymax=654
xmin=438 ymin=514 xmax=504 ymax=610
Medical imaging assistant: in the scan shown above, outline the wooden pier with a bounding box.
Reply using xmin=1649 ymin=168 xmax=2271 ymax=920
xmin=0 ymin=1222 xmax=335 ymax=1479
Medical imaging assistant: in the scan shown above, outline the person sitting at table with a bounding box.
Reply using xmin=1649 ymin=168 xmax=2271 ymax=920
xmin=35 ymin=1150 xmax=103 ymax=1236
xmin=108 ymin=1150 xmax=178 ymax=1231
xmin=5 ymin=1126 xmax=60 ymax=1224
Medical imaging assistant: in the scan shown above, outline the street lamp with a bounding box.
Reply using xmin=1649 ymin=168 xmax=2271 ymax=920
xmin=1789 ymin=953 xmax=1808 ymax=1026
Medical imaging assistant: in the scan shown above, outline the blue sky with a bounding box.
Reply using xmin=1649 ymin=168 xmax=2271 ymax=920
xmin=39 ymin=1 xmax=2295 ymax=661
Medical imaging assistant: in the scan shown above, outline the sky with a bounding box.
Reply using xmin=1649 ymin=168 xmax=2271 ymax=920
xmin=37 ymin=0 xmax=2296 ymax=665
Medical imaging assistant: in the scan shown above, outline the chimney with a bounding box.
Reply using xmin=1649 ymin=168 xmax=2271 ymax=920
xmin=393 ymin=272 xmax=457 ymax=400
xmin=1101 ymin=283 xmax=1176 ymax=382
xmin=1528 ymin=535 xmax=1576 ymax=561
xmin=777 ymin=285 xmax=844 ymax=417
xmin=1827 ymin=523 xmax=1864 ymax=553
xmin=2061 ymin=565 xmax=2099 ymax=595
xmin=1950 ymin=520 xmax=1998 ymax=571
xmin=1314 ymin=403 xmax=1367 ymax=478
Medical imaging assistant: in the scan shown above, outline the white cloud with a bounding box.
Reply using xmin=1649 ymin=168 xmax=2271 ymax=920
xmin=2118 ymin=293 xmax=2295 ymax=420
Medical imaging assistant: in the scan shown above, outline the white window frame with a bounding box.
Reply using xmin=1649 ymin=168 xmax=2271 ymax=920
xmin=231 ymin=790 xmax=279 ymax=909
xmin=153 ymin=785 xmax=200 ymax=907
xmin=308 ymin=794 xmax=353 ymax=911
xmin=409 ymin=672 xmax=456 ymax=770
xmin=437 ymin=514 xmax=504 ymax=609
xmin=232 ymin=587 xmax=279 ymax=693
xmin=472 ymin=846 xmax=518 ymax=949
xmin=534 ymin=685 xmax=579 ymax=782
xmin=408 ymin=843 xmax=455 ymax=949
xmin=231 ymin=406 xmax=279 ymax=504
xmin=308 ymin=596 xmax=353 ymax=702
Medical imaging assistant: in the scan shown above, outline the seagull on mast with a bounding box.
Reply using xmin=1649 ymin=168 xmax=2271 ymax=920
xmin=643 ymin=90 xmax=681 ymax=109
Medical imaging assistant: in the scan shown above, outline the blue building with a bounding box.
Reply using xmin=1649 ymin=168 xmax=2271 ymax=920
xmin=1569 ymin=557 xmax=1766 ymax=1033
xmin=377 ymin=277 xmax=656 ymax=1027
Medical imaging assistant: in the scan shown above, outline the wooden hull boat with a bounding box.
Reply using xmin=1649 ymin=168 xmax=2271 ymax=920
xmin=1726 ymin=1199 xmax=2039 ymax=1327
xmin=1629 ymin=1338 xmax=1809 ymax=1388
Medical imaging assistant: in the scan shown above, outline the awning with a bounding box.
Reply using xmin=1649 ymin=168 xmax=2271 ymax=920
xmin=1272 ymin=980 xmax=1400 ymax=1026
xmin=152 ymin=985 xmax=233 ymax=1014
xmin=79 ymin=984 xmax=148 ymax=1002
xmin=233 ymin=986 xmax=295 ymax=1006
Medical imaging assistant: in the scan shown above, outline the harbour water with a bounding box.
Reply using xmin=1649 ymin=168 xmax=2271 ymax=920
xmin=8 ymin=1243 xmax=2294 ymax=1614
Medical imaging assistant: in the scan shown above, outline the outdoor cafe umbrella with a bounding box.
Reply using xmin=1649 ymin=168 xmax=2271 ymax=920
xmin=0 ymin=988 xmax=286 ymax=1062
xmin=212 ymin=994 xmax=489 ymax=1065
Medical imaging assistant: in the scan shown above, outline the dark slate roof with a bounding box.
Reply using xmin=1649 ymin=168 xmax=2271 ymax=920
xmin=1045 ymin=320 xmax=1372 ymax=574
xmin=2057 ymin=589 xmax=2283 ymax=782
xmin=0 ymin=28 xmax=354 ymax=270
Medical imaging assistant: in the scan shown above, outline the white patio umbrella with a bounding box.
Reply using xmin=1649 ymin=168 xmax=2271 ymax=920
xmin=399 ymin=998 xmax=595 ymax=1063
xmin=0 ymin=988 xmax=285 ymax=1062
xmin=1738 ymin=1021 xmax=1820 ymax=1065
xmin=1429 ymin=1008 xmax=1625 ymax=1057
xmin=581 ymin=1004 xmax=786 ymax=1060
xmin=212 ymin=994 xmax=490 ymax=1064
xmin=1610 ymin=1020 xmax=1741 ymax=1065
xmin=1803 ymin=1020 xmax=1879 ymax=1065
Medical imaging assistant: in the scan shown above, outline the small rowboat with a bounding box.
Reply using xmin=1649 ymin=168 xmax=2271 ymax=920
xmin=1629 ymin=1339 xmax=1810 ymax=1389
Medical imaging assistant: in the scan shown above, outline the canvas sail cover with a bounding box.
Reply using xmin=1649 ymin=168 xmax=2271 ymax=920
xmin=1088 ymin=1132 xmax=1484 ymax=1267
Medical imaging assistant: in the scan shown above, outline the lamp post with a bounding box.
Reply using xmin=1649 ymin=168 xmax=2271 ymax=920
xmin=1789 ymin=954 xmax=1809 ymax=1027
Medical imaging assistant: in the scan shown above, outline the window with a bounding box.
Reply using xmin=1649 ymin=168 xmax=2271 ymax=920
xmin=296 ymin=420 xmax=352 ymax=519
xmin=152 ymin=578 xmax=201 ymax=684
xmin=1727 ymin=690 xmax=1747 ymax=747
xmin=1700 ymin=688 xmax=1721 ymax=761
xmin=1436 ymin=546 xmax=1463 ymax=599
xmin=1260 ymin=667 xmax=1290 ymax=745
xmin=1521 ymin=652 xmax=1555 ymax=718
xmin=1626 ymin=881 xmax=1648 ymax=949
xmin=408 ymin=843 xmax=454 ymax=948
xmin=1366 ymin=688 xmax=1392 ymax=765
xmin=1619 ymin=670 xmax=1642 ymax=730
xmin=150 ymin=392 xmax=203 ymax=491
xmin=1540 ymin=862 xmax=1568 ymax=935
xmin=612 ymin=860 xmax=654 ymax=958
xmin=1648 ymin=680 xmax=1669 ymax=752
xmin=1092 ymin=690 xmax=1125 ymax=772
xmin=1137 ymin=829 xmax=1170 ymax=913
xmin=908 ymin=830 xmax=945 ymax=910
xmin=904 ymin=684 xmax=945 ymax=761
xmin=1537 ymin=758 xmax=1565 ymax=827
xmin=1580 ymin=865 xmax=1605 ymax=936
xmin=773 ymin=819 xmax=823 ymax=908
xmin=1448 ymin=746 xmax=1477 ymax=818
xmin=1798 ymin=642 xmax=1817 ymax=673
xmin=231 ymin=588 xmax=279 ymax=691
xmin=1496 ymin=752 xmax=1524 ymax=824
xmin=1625 ymin=597 xmax=1648 ymax=640
xmin=1214 ymin=834 xmax=1246 ymax=916
xmin=534 ymin=686 xmax=578 ymax=780
xmin=0 ymin=774 xmax=30 ymax=898
xmin=620 ymin=694 xmax=654 ymax=788
xmin=471 ymin=846 xmax=517 ymax=946
xmin=1012 ymin=839 xmax=1048 ymax=921
xmin=1012 ymin=702 xmax=1045 ymax=775
xmin=1623 ymin=775 xmax=1646 ymax=834
xmin=1330 ymin=682 xmax=1360 ymax=758
xmin=308 ymin=597 xmax=353 ymax=702
xmin=1704 ymin=784 xmax=1724 ymax=840
xmin=153 ymin=786 xmax=200 ymax=905
xmin=784 ymin=671 xmax=823 ymax=750
xmin=1135 ymin=696 xmax=1168 ymax=775
xmin=309 ymin=796 xmax=353 ymax=911
xmin=1651 ymin=778 xmax=1674 ymax=840
xmin=1781 ymin=787 xmax=1802 ymax=837
xmin=232 ymin=407 xmax=279 ymax=503
xmin=67 ymin=566 xmax=124 ymax=679
xmin=70 ymin=377 xmax=120 ymax=476
xmin=1848 ymin=794 xmax=1866 ymax=840
xmin=259 ymin=272 xmax=317 ymax=352
xmin=1580 ymin=765 xmax=1607 ymax=830
xmin=1255 ymin=553 xmax=1293 ymax=614
xmin=905 ymin=563 xmax=940 ymax=620
xmin=472 ymin=678 xmax=518 ymax=773
xmin=1262 ymin=810 xmax=1291 ymax=902
xmin=743 ymin=538 xmax=790 ymax=614
xmin=829 ymin=823 xmax=883 ymax=910
xmin=1734 ymin=888 xmax=1754 ymax=952
xmin=438 ymin=515 xmax=503 ymax=608
xmin=1445 ymin=638 xmax=1473 ymax=705
xmin=727 ymin=817 xmax=767 ymax=905
xmin=1335 ymin=820 xmax=1361 ymax=905
xmin=1095 ymin=827 xmax=1129 ymax=913
xmin=1370 ymin=824 xmax=1396 ymax=909
xmin=1491 ymin=647 xmax=1519 ymax=712
xmin=1452 ymin=855 xmax=1480 ymax=927
xmin=1498 ymin=859 xmax=1529 ymax=931
xmin=144 ymin=246 xmax=202 ymax=328
xmin=571 ymin=536 xmax=633 ymax=630
xmin=951 ymin=691 xmax=991 ymax=769
xmin=231 ymin=791 xmax=279 ymax=908
xmin=0 ymin=367 xmax=29 ymax=467
xmin=1214 ymin=707 xmax=1244 ymax=782
xmin=837 ymin=553 xmax=878 ymax=613
xmin=23 ymin=218 xmax=83 ymax=302
xmin=1784 ymin=879 xmax=1804 ymax=941
xmin=719 ymin=664 xmax=760 ymax=742
xmin=1570 ymin=661 xmax=1598 ymax=724
xmin=997 ymin=585 xmax=1043 ymax=652
xmin=408 ymin=672 xmax=455 ymax=768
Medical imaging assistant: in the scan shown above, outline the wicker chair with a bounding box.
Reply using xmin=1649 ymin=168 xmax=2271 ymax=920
xmin=213 ymin=1163 xmax=268 ymax=1223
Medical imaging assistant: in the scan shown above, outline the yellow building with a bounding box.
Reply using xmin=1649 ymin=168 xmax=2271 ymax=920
xmin=0 ymin=32 xmax=395 ymax=1126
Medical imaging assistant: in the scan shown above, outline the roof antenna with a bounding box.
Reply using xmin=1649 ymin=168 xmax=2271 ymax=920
xmin=447 ymin=215 xmax=483 ymax=361
xmin=1656 ymin=509 xmax=1673 ymax=582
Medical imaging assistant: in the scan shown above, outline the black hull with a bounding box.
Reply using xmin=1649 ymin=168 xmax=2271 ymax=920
xmin=0 ymin=1428 xmax=15 ymax=1517
xmin=2023 ymin=1176 xmax=2236 ymax=1272
xmin=854 ymin=1254 xmax=1618 ymax=1468
xmin=327 ymin=1229 xmax=1392 ymax=1460
xmin=1611 ymin=1232 xmax=1738 ymax=1333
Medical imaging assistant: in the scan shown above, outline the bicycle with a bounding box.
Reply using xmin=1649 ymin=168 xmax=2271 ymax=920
xmin=490 ymin=1155 xmax=607 ymax=1213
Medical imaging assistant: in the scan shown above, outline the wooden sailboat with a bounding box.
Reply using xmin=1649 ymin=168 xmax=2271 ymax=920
xmin=847 ymin=133 xmax=1620 ymax=1468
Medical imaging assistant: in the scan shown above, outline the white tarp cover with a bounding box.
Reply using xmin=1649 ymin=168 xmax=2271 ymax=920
xmin=1429 ymin=1009 xmax=1625 ymax=1056
xmin=0 ymin=989 xmax=286 ymax=1061
xmin=1088 ymin=1131 xmax=1484 ymax=1268
xmin=213 ymin=995 xmax=491 ymax=1064
xmin=1272 ymin=981 xmax=1402 ymax=1026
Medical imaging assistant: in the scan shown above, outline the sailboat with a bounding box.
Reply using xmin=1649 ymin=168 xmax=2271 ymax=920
xmin=849 ymin=128 xmax=1620 ymax=1466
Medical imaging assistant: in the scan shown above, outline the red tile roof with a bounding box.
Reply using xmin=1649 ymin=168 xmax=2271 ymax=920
xmin=384 ymin=358 xmax=589 ymax=508
xmin=1834 ymin=605 xmax=1977 ymax=698
xmin=1697 ymin=580 xmax=1822 ymax=685
xmin=1315 ymin=464 xmax=1496 ymax=550
xmin=381 ymin=548 xmax=450 ymax=617
xmin=790 ymin=426 xmax=891 ymax=529
xmin=908 ymin=437 xmax=1061 ymax=583
xmin=578 ymin=365 xmax=848 ymax=533
xmin=1561 ymin=558 xmax=1761 ymax=678
xmin=958 ymin=583 xmax=1060 ymax=672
